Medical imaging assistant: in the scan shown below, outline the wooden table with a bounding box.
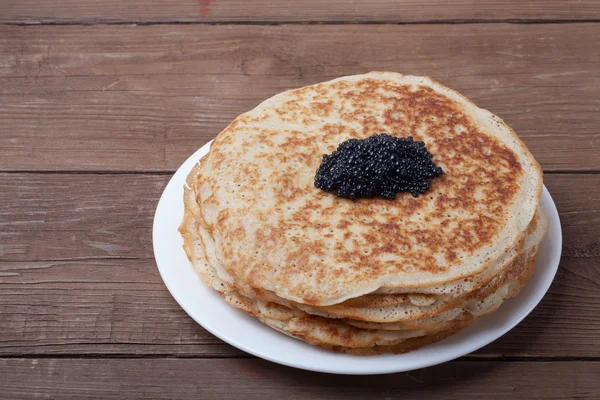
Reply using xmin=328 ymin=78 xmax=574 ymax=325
xmin=1 ymin=1 xmax=599 ymax=398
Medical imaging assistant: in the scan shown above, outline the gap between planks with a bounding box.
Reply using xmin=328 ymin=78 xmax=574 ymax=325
xmin=0 ymin=354 xmax=599 ymax=361
xmin=4 ymin=19 xmax=600 ymax=27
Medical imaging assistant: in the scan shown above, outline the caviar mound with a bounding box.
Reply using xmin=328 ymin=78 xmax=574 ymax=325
xmin=314 ymin=133 xmax=443 ymax=199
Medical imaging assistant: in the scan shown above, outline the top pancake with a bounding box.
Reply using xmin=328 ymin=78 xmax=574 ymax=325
xmin=192 ymin=72 xmax=543 ymax=306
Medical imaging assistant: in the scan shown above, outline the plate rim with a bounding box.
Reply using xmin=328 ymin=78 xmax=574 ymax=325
xmin=153 ymin=141 xmax=563 ymax=375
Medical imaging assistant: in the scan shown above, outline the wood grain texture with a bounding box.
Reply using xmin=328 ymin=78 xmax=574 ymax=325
xmin=1 ymin=24 xmax=599 ymax=172
xmin=0 ymin=174 xmax=162 ymax=261
xmin=0 ymin=173 xmax=598 ymax=357
xmin=0 ymin=258 xmax=244 ymax=357
xmin=1 ymin=359 xmax=599 ymax=399
xmin=1 ymin=0 xmax=599 ymax=24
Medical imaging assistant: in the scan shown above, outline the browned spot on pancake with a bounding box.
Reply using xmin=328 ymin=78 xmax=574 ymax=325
xmin=310 ymin=100 xmax=334 ymax=117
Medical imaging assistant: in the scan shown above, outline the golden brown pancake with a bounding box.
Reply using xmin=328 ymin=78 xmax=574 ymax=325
xmin=179 ymin=72 xmax=547 ymax=354
xmin=180 ymin=208 xmax=540 ymax=352
xmin=190 ymin=72 xmax=542 ymax=306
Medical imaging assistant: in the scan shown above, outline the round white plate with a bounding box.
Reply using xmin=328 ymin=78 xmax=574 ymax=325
xmin=153 ymin=141 xmax=562 ymax=375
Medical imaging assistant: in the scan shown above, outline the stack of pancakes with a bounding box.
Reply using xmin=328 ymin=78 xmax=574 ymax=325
xmin=180 ymin=72 xmax=547 ymax=355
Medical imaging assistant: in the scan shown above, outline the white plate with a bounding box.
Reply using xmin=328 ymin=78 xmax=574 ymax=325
xmin=153 ymin=141 xmax=562 ymax=375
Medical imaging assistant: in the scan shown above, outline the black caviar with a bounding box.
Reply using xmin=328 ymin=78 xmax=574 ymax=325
xmin=314 ymin=134 xmax=443 ymax=199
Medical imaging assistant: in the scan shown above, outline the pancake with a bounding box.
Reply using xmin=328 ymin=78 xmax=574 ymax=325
xmin=288 ymin=210 xmax=546 ymax=322
xmin=180 ymin=206 xmax=540 ymax=352
xmin=344 ymin=244 xmax=541 ymax=330
xmin=181 ymin=209 xmax=471 ymax=349
xmin=338 ymin=318 xmax=473 ymax=356
xmin=344 ymin=309 xmax=465 ymax=331
xmin=191 ymin=72 xmax=543 ymax=306
xmin=259 ymin=235 xmax=540 ymax=324
xmin=186 ymin=171 xmax=546 ymax=323
xmin=186 ymin=149 xmax=543 ymax=302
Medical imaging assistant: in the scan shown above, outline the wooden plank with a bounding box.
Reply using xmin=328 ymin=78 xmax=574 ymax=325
xmin=0 ymin=173 xmax=598 ymax=357
xmin=2 ymin=1 xmax=599 ymax=24
xmin=0 ymin=259 xmax=244 ymax=357
xmin=0 ymin=257 xmax=597 ymax=358
xmin=1 ymin=24 xmax=599 ymax=172
xmin=1 ymin=359 xmax=599 ymax=399
xmin=1 ymin=174 xmax=598 ymax=262
xmin=0 ymin=174 xmax=162 ymax=261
